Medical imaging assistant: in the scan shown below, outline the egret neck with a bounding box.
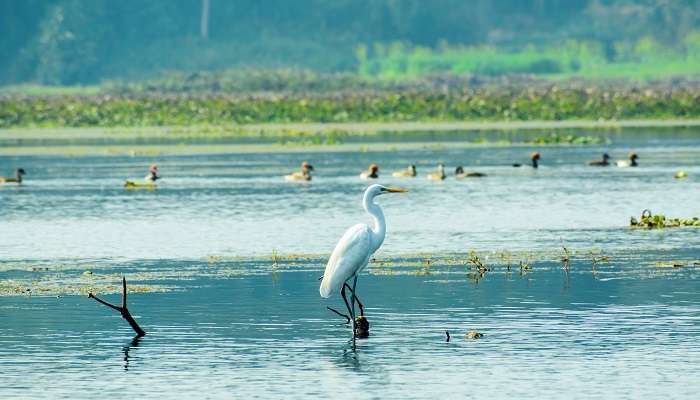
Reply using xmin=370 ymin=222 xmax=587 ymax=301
xmin=363 ymin=189 xmax=387 ymax=254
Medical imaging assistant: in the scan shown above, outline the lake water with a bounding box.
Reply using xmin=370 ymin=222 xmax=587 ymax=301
xmin=1 ymin=127 xmax=700 ymax=398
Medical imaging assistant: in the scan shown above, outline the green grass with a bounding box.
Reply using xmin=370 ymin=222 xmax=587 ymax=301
xmin=357 ymin=34 xmax=700 ymax=80
xmin=0 ymin=84 xmax=101 ymax=96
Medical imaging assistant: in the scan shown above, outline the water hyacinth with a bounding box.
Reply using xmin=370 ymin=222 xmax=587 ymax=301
xmin=630 ymin=209 xmax=700 ymax=229
xmin=2 ymin=77 xmax=700 ymax=128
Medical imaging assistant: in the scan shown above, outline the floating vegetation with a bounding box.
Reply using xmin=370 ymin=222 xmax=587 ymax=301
xmin=674 ymin=171 xmax=689 ymax=179
xmin=465 ymin=331 xmax=484 ymax=339
xmin=630 ymin=209 xmax=700 ymax=229
xmin=653 ymin=260 xmax=700 ymax=268
xmin=526 ymin=133 xmax=609 ymax=145
xmin=467 ymin=251 xmax=489 ymax=273
xmin=2 ymin=80 xmax=700 ymax=128
xmin=561 ymin=246 xmax=571 ymax=271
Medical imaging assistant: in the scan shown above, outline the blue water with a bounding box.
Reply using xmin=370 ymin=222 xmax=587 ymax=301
xmin=1 ymin=128 xmax=700 ymax=398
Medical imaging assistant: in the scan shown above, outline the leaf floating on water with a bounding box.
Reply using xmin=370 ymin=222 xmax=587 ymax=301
xmin=630 ymin=209 xmax=700 ymax=229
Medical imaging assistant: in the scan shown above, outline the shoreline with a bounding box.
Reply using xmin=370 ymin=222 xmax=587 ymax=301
xmin=1 ymin=119 xmax=699 ymax=156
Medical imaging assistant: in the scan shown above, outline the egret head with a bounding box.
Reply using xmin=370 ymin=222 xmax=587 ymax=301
xmin=367 ymin=184 xmax=408 ymax=198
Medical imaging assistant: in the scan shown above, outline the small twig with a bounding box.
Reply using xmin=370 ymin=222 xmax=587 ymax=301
xmin=467 ymin=250 xmax=489 ymax=273
xmin=445 ymin=331 xmax=451 ymax=342
xmin=89 ymin=277 xmax=146 ymax=337
xmin=561 ymin=246 xmax=571 ymax=272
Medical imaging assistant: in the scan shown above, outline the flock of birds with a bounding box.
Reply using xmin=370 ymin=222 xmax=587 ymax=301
xmin=281 ymin=151 xmax=641 ymax=183
xmin=0 ymin=150 xmax=648 ymax=344
xmin=0 ymin=152 xmax=641 ymax=187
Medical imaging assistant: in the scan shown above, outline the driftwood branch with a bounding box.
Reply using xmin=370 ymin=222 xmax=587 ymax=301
xmin=89 ymin=277 xmax=146 ymax=337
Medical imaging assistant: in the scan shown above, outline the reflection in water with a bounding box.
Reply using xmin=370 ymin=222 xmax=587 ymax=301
xmin=122 ymin=335 xmax=142 ymax=371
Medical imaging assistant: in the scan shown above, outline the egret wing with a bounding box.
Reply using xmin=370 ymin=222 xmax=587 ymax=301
xmin=319 ymin=224 xmax=371 ymax=298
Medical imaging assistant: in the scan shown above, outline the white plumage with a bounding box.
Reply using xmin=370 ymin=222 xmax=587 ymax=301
xmin=319 ymin=184 xmax=407 ymax=324
xmin=319 ymin=224 xmax=372 ymax=298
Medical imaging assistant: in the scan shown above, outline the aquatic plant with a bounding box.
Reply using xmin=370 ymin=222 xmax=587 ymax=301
xmin=465 ymin=331 xmax=484 ymax=339
xmin=561 ymin=246 xmax=571 ymax=272
xmin=526 ymin=133 xmax=609 ymax=145
xmin=630 ymin=209 xmax=700 ymax=229
xmin=2 ymin=80 xmax=700 ymax=128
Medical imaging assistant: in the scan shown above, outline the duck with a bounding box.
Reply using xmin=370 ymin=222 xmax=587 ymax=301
xmin=616 ymin=152 xmax=638 ymax=168
xmin=144 ymin=164 xmax=161 ymax=182
xmin=588 ymin=153 xmax=610 ymax=166
xmin=125 ymin=164 xmax=160 ymax=189
xmin=285 ymin=161 xmax=314 ymax=181
xmin=513 ymin=152 xmax=540 ymax=168
xmin=0 ymin=168 xmax=26 ymax=184
xmin=392 ymin=164 xmax=417 ymax=177
xmin=454 ymin=166 xmax=486 ymax=178
xmin=360 ymin=164 xmax=379 ymax=179
xmin=427 ymin=163 xmax=446 ymax=180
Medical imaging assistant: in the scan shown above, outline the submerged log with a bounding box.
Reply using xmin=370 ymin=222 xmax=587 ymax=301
xmin=88 ymin=277 xmax=146 ymax=337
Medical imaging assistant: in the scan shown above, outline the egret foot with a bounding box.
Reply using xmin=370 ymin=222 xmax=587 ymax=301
xmin=465 ymin=331 xmax=483 ymax=339
xmin=354 ymin=316 xmax=370 ymax=339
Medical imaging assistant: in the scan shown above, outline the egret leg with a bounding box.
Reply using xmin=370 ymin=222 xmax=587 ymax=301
xmin=326 ymin=306 xmax=350 ymax=323
xmin=344 ymin=282 xmax=364 ymax=316
xmin=340 ymin=284 xmax=354 ymax=322
xmin=350 ymin=276 xmax=358 ymax=344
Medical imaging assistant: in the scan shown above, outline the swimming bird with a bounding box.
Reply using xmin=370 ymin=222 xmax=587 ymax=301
xmin=616 ymin=153 xmax=638 ymax=168
xmin=513 ymin=152 xmax=540 ymax=168
xmin=360 ymin=164 xmax=379 ymax=179
xmin=144 ymin=164 xmax=161 ymax=182
xmin=427 ymin=163 xmax=446 ymax=180
xmin=125 ymin=164 xmax=160 ymax=189
xmin=589 ymin=153 xmax=610 ymax=166
xmin=0 ymin=168 xmax=25 ymax=184
xmin=392 ymin=164 xmax=417 ymax=177
xmin=454 ymin=166 xmax=486 ymax=178
xmin=285 ymin=161 xmax=314 ymax=181
xmin=320 ymin=184 xmax=407 ymax=342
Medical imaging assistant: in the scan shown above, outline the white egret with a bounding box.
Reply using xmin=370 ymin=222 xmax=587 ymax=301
xmin=320 ymin=184 xmax=407 ymax=341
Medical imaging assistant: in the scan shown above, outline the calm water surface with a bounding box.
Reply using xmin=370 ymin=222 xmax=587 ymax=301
xmin=1 ymin=128 xmax=700 ymax=398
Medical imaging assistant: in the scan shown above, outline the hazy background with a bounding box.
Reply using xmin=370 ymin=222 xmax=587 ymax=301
xmin=2 ymin=0 xmax=700 ymax=86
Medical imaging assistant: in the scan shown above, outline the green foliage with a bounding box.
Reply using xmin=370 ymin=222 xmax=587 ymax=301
xmin=2 ymin=81 xmax=700 ymax=128
xmin=630 ymin=210 xmax=700 ymax=229
xmin=3 ymin=1 xmax=700 ymax=85
xmin=358 ymin=35 xmax=700 ymax=80
xmin=526 ymin=133 xmax=609 ymax=145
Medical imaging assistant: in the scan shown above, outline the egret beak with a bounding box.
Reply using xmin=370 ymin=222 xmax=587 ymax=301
xmin=385 ymin=187 xmax=408 ymax=193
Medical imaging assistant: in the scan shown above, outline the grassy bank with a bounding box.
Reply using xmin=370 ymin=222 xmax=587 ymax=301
xmin=2 ymin=120 xmax=699 ymax=156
